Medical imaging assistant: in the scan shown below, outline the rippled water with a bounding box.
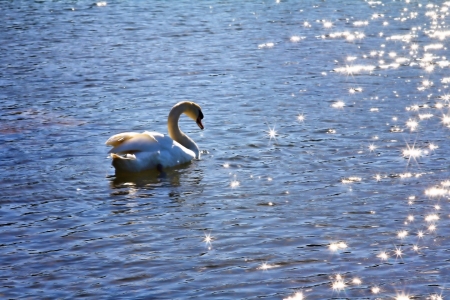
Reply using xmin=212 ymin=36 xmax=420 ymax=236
xmin=2 ymin=1 xmax=450 ymax=299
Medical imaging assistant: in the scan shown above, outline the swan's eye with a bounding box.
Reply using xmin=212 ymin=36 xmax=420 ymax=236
xmin=198 ymin=110 xmax=204 ymax=120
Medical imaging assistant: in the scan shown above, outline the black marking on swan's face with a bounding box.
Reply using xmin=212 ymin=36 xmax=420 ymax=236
xmin=196 ymin=109 xmax=204 ymax=130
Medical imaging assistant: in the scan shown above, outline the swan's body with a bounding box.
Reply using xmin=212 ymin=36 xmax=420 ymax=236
xmin=106 ymin=101 xmax=204 ymax=172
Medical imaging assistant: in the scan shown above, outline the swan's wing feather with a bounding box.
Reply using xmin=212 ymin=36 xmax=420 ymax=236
xmin=106 ymin=132 xmax=157 ymax=147
xmin=107 ymin=132 xmax=159 ymax=154
xmin=143 ymin=132 xmax=196 ymax=166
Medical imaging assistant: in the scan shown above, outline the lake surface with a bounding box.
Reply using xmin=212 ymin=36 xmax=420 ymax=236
xmin=1 ymin=0 xmax=450 ymax=299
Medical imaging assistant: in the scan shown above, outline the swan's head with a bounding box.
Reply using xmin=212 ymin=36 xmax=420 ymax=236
xmin=183 ymin=102 xmax=204 ymax=130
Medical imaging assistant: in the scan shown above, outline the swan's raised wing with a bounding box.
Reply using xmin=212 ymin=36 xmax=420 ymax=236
xmin=106 ymin=132 xmax=159 ymax=154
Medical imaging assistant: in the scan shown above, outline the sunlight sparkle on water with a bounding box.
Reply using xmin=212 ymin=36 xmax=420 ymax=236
xmin=429 ymin=143 xmax=438 ymax=151
xmin=425 ymin=214 xmax=440 ymax=222
xmin=372 ymin=286 xmax=381 ymax=294
xmin=297 ymin=114 xmax=305 ymax=122
xmin=329 ymin=241 xmax=348 ymax=252
xmin=230 ymin=180 xmax=240 ymax=188
xmin=422 ymin=80 xmax=433 ymax=88
xmin=266 ymin=125 xmax=278 ymax=142
xmin=323 ymin=21 xmax=333 ymax=28
xmin=441 ymin=180 xmax=450 ymax=187
xmin=258 ymin=42 xmax=274 ymax=49
xmin=394 ymin=246 xmax=404 ymax=259
xmin=230 ymin=174 xmax=240 ymax=188
xmin=203 ymin=232 xmax=213 ymax=249
xmin=402 ymin=143 xmax=423 ymax=163
xmin=425 ymin=186 xmax=448 ymax=197
xmin=350 ymin=87 xmax=363 ymax=93
xmin=398 ymin=230 xmax=408 ymax=239
xmin=290 ymin=36 xmax=302 ymax=42
xmin=342 ymin=176 xmax=362 ymax=184
xmin=395 ymin=293 xmax=411 ymax=300
xmin=331 ymin=101 xmax=345 ymax=108
xmin=441 ymin=94 xmax=450 ymax=102
xmin=441 ymin=114 xmax=450 ymax=126
xmin=335 ymin=64 xmax=375 ymax=74
xmin=353 ymin=20 xmax=369 ymax=26
xmin=331 ymin=276 xmax=346 ymax=291
xmin=283 ymin=292 xmax=304 ymax=300
xmin=259 ymin=262 xmax=277 ymax=270
xmin=399 ymin=172 xmax=413 ymax=178
xmin=428 ymin=224 xmax=437 ymax=232
xmin=378 ymin=251 xmax=389 ymax=261
xmin=419 ymin=113 xmax=433 ymax=120
xmin=406 ymin=119 xmax=419 ymax=131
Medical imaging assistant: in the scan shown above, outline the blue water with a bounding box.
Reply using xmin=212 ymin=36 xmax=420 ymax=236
xmin=1 ymin=1 xmax=450 ymax=299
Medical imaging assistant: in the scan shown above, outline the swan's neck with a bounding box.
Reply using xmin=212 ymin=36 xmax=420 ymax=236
xmin=168 ymin=104 xmax=200 ymax=159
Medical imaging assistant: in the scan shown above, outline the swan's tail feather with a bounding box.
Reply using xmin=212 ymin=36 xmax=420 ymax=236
xmin=110 ymin=153 xmax=136 ymax=160
xmin=111 ymin=153 xmax=120 ymax=159
xmin=110 ymin=152 xmax=161 ymax=172
xmin=111 ymin=153 xmax=140 ymax=172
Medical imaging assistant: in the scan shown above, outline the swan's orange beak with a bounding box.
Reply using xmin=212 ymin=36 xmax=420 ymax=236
xmin=196 ymin=117 xmax=204 ymax=130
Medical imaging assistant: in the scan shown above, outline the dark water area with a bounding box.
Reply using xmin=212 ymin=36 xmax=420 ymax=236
xmin=1 ymin=1 xmax=450 ymax=299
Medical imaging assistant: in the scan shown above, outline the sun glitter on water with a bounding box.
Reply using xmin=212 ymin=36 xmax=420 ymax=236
xmin=378 ymin=251 xmax=389 ymax=261
xmin=266 ymin=124 xmax=278 ymax=143
xmin=402 ymin=142 xmax=423 ymax=164
xmin=230 ymin=174 xmax=240 ymax=188
xmin=203 ymin=232 xmax=213 ymax=250
xmin=395 ymin=292 xmax=411 ymax=300
xmin=394 ymin=246 xmax=404 ymax=259
xmin=331 ymin=101 xmax=345 ymax=108
xmin=258 ymin=262 xmax=277 ymax=270
xmin=406 ymin=119 xmax=419 ymax=131
xmin=283 ymin=291 xmax=304 ymax=300
xmin=323 ymin=21 xmax=333 ymax=28
xmin=230 ymin=180 xmax=240 ymax=188
xmin=331 ymin=274 xmax=346 ymax=292
xmin=397 ymin=230 xmax=408 ymax=239
xmin=329 ymin=241 xmax=348 ymax=252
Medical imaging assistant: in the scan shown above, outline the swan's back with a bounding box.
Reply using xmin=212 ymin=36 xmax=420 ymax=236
xmin=106 ymin=132 xmax=159 ymax=154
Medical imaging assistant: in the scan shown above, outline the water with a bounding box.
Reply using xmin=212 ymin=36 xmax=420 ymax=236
xmin=1 ymin=0 xmax=450 ymax=298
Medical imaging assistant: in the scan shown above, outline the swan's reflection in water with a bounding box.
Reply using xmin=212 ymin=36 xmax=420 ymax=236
xmin=107 ymin=163 xmax=204 ymax=216
xmin=109 ymin=162 xmax=203 ymax=189
xmin=110 ymin=169 xmax=165 ymax=188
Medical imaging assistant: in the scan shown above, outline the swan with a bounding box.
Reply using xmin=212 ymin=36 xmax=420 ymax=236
xmin=105 ymin=101 xmax=204 ymax=172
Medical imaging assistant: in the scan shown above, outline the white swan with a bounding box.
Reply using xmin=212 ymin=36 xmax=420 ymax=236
xmin=106 ymin=101 xmax=204 ymax=172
